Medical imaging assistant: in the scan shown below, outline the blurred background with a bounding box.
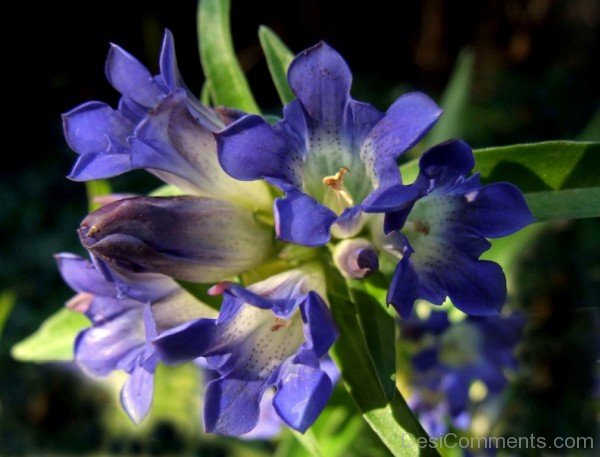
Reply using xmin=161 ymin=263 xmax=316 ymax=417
xmin=1 ymin=0 xmax=599 ymax=454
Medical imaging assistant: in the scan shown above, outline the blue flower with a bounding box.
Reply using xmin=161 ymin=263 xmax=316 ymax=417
xmin=216 ymin=42 xmax=442 ymax=246
xmin=62 ymin=29 xmax=271 ymax=211
xmin=153 ymin=268 xmax=338 ymax=436
xmin=56 ymin=253 xmax=216 ymax=424
xmin=401 ymin=309 xmax=524 ymax=437
xmin=366 ymin=140 xmax=534 ymax=318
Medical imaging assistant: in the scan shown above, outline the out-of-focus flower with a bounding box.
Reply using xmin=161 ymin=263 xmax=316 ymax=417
xmin=332 ymin=238 xmax=379 ymax=279
xmin=400 ymin=308 xmax=524 ymax=437
xmin=153 ymin=267 xmax=338 ymax=436
xmin=56 ymin=253 xmax=216 ymax=423
xmin=366 ymin=140 xmax=534 ymax=317
xmin=216 ymin=42 xmax=441 ymax=246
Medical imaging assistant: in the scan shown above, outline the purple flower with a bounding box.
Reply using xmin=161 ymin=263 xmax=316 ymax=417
xmin=366 ymin=140 xmax=534 ymax=318
xmin=401 ymin=309 xmax=524 ymax=437
xmin=56 ymin=253 xmax=216 ymax=424
xmin=78 ymin=196 xmax=273 ymax=283
xmin=216 ymin=42 xmax=442 ymax=246
xmin=62 ymin=29 xmax=271 ymax=211
xmin=153 ymin=268 xmax=338 ymax=436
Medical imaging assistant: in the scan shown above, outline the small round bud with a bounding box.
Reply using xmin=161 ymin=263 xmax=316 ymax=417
xmin=333 ymin=238 xmax=379 ymax=279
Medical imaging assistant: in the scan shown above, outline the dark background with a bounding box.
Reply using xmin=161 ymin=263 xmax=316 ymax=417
xmin=1 ymin=0 xmax=599 ymax=454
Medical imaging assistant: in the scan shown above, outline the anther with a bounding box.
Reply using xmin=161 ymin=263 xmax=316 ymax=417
xmin=322 ymin=166 xmax=354 ymax=207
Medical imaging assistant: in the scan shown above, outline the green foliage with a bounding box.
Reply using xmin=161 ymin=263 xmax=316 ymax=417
xmin=0 ymin=290 xmax=16 ymax=341
xmin=326 ymin=267 xmax=439 ymax=457
xmin=101 ymin=363 xmax=202 ymax=440
xmin=423 ymin=49 xmax=474 ymax=149
xmin=11 ymin=308 xmax=88 ymax=362
xmin=197 ymin=0 xmax=260 ymax=113
xmin=85 ymin=179 xmax=112 ymax=211
xmin=258 ymin=26 xmax=295 ymax=105
xmin=401 ymin=141 xmax=600 ymax=221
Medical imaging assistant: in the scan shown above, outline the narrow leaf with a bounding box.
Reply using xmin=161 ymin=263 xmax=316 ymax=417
xmin=0 ymin=290 xmax=16 ymax=341
xmin=11 ymin=308 xmax=88 ymax=362
xmin=197 ymin=0 xmax=260 ymax=112
xmin=85 ymin=179 xmax=112 ymax=212
xmin=258 ymin=25 xmax=295 ymax=105
xmin=326 ymin=267 xmax=438 ymax=457
xmin=400 ymin=141 xmax=600 ymax=221
xmin=347 ymin=276 xmax=396 ymax=400
xmin=423 ymin=49 xmax=474 ymax=148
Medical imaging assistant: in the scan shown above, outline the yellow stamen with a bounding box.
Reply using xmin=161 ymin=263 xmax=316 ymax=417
xmin=86 ymin=225 xmax=99 ymax=236
xmin=322 ymin=166 xmax=354 ymax=207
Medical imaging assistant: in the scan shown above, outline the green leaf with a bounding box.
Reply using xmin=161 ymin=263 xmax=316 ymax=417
xmin=291 ymin=429 xmax=322 ymax=457
xmin=101 ymin=363 xmax=202 ymax=438
xmin=11 ymin=308 xmax=88 ymax=362
xmin=347 ymin=276 xmax=396 ymax=400
xmin=197 ymin=0 xmax=259 ymax=113
xmin=176 ymin=280 xmax=222 ymax=311
xmin=258 ymin=25 xmax=295 ymax=105
xmin=85 ymin=179 xmax=112 ymax=211
xmin=578 ymin=109 xmax=600 ymax=141
xmin=423 ymin=49 xmax=474 ymax=148
xmin=0 ymin=290 xmax=16 ymax=341
xmin=400 ymin=141 xmax=600 ymax=221
xmin=200 ymin=79 xmax=214 ymax=106
xmin=326 ymin=267 xmax=438 ymax=457
xmin=149 ymin=184 xmax=186 ymax=197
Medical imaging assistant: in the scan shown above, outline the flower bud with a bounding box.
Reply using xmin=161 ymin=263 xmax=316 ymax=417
xmin=333 ymin=238 xmax=379 ymax=279
xmin=78 ymin=196 xmax=273 ymax=283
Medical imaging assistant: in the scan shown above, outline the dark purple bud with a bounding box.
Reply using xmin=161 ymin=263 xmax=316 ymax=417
xmin=333 ymin=238 xmax=379 ymax=279
xmin=78 ymin=196 xmax=272 ymax=283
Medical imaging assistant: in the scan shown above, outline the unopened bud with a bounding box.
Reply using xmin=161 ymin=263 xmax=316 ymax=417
xmin=333 ymin=238 xmax=379 ymax=279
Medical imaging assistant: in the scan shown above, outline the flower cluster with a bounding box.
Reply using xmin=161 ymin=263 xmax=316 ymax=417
xmin=399 ymin=308 xmax=524 ymax=438
xmin=58 ymin=29 xmax=533 ymax=436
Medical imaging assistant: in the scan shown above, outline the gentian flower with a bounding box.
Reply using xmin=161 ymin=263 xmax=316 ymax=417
xmin=153 ymin=267 xmax=338 ymax=436
xmin=62 ymin=29 xmax=270 ymax=210
xmin=62 ymin=31 xmax=275 ymax=280
xmin=216 ymin=42 xmax=442 ymax=246
xmin=400 ymin=309 xmax=524 ymax=437
xmin=56 ymin=253 xmax=216 ymax=423
xmin=366 ymin=140 xmax=534 ymax=318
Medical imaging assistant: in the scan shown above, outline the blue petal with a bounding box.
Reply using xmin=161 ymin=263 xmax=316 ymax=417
xmin=465 ymin=182 xmax=535 ymax=238
xmin=120 ymin=362 xmax=155 ymax=424
xmin=419 ymin=139 xmax=474 ymax=182
xmin=444 ymin=258 xmax=507 ymax=315
xmin=152 ymin=317 xmax=221 ymax=364
xmin=274 ymin=189 xmax=337 ymax=246
xmin=204 ymin=377 xmax=265 ymax=436
xmin=216 ymin=115 xmax=303 ymax=187
xmin=361 ymin=92 xmax=442 ymax=186
xmin=273 ymin=361 xmax=332 ymax=432
xmin=75 ymin=307 xmax=146 ymax=376
xmin=300 ymin=292 xmax=338 ymax=358
xmin=287 ymin=42 xmax=352 ymax=129
xmin=105 ymin=44 xmax=163 ymax=107
xmin=62 ymin=101 xmax=131 ymax=155
xmin=387 ymin=254 xmax=420 ymax=319
xmin=55 ymin=253 xmax=116 ymax=297
xmin=158 ymin=29 xmax=181 ymax=92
